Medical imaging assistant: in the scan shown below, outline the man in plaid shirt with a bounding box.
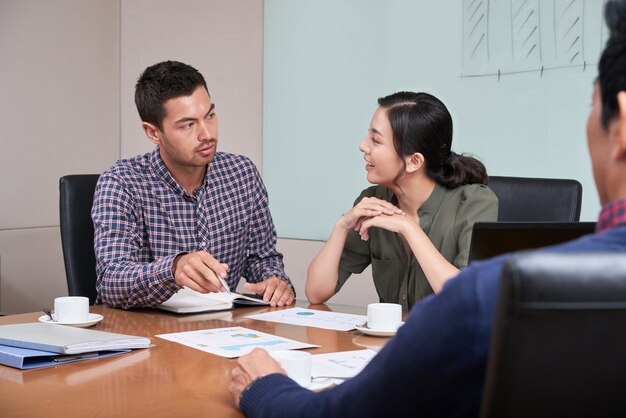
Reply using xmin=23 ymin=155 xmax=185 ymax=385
xmin=92 ymin=61 xmax=294 ymax=309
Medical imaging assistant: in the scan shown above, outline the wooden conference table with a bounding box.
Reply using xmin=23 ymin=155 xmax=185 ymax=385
xmin=0 ymin=302 xmax=391 ymax=418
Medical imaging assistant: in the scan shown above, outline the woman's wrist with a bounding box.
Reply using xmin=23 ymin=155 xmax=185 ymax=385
xmin=399 ymin=216 xmax=421 ymax=237
xmin=334 ymin=216 xmax=353 ymax=233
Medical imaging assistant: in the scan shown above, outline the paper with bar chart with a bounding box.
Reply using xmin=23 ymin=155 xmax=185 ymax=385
xmin=156 ymin=326 xmax=318 ymax=358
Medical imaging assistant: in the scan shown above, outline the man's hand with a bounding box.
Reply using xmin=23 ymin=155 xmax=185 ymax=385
xmin=244 ymin=276 xmax=295 ymax=307
xmin=172 ymin=251 xmax=229 ymax=293
xmin=230 ymin=348 xmax=286 ymax=409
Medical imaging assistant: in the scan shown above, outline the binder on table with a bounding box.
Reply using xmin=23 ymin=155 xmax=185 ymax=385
xmin=0 ymin=344 xmax=130 ymax=370
xmin=0 ymin=322 xmax=151 ymax=355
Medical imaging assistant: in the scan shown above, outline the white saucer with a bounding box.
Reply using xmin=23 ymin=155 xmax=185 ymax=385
xmin=38 ymin=313 xmax=104 ymax=328
xmin=351 ymin=335 xmax=386 ymax=352
xmin=305 ymin=378 xmax=337 ymax=391
xmin=354 ymin=322 xmax=404 ymax=337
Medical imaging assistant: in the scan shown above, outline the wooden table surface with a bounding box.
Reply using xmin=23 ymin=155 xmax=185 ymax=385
xmin=0 ymin=302 xmax=390 ymax=418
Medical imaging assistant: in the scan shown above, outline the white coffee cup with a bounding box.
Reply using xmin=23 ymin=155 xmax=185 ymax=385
xmin=269 ymin=350 xmax=312 ymax=387
xmin=367 ymin=303 xmax=402 ymax=331
xmin=54 ymin=296 xmax=89 ymax=323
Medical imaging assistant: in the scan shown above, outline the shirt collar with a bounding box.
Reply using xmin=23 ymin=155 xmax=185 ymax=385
xmin=149 ymin=146 xmax=189 ymax=196
xmin=597 ymin=198 xmax=626 ymax=233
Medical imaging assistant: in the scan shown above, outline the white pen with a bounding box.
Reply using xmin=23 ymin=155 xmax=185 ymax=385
xmin=218 ymin=276 xmax=231 ymax=294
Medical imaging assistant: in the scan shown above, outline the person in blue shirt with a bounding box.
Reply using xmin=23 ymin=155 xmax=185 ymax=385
xmin=228 ymin=1 xmax=626 ymax=416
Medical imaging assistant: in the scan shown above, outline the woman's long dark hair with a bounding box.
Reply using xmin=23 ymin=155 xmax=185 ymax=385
xmin=378 ymin=91 xmax=488 ymax=189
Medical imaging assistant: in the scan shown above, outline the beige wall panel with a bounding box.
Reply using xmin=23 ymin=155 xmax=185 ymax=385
xmin=0 ymin=0 xmax=120 ymax=229
xmin=120 ymin=0 xmax=264 ymax=170
xmin=274 ymin=238 xmax=378 ymax=308
xmin=0 ymin=228 xmax=67 ymax=314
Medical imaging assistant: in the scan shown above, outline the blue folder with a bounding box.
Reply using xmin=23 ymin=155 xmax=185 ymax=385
xmin=0 ymin=344 xmax=130 ymax=370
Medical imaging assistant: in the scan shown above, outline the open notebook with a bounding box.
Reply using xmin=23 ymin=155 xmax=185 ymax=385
xmin=157 ymin=287 xmax=269 ymax=314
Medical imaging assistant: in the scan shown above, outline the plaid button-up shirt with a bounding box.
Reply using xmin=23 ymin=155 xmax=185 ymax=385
xmin=598 ymin=198 xmax=626 ymax=233
xmin=92 ymin=147 xmax=290 ymax=309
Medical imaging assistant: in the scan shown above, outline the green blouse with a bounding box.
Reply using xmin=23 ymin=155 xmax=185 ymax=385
xmin=336 ymin=183 xmax=498 ymax=310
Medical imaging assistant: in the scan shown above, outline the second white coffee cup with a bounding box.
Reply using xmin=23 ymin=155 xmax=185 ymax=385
xmin=367 ymin=302 xmax=402 ymax=331
xmin=269 ymin=350 xmax=312 ymax=387
xmin=54 ymin=296 xmax=90 ymax=323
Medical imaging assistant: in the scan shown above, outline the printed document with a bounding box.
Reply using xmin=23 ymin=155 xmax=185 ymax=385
xmin=312 ymin=349 xmax=377 ymax=382
xmin=246 ymin=307 xmax=367 ymax=331
xmin=156 ymin=326 xmax=318 ymax=358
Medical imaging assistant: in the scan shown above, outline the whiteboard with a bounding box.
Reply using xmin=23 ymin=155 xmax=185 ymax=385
xmin=264 ymin=0 xmax=607 ymax=240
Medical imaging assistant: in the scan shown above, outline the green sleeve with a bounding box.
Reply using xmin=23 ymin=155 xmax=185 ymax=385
xmin=452 ymin=184 xmax=499 ymax=268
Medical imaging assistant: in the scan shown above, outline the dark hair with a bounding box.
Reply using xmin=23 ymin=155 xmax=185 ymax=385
xmin=134 ymin=61 xmax=209 ymax=130
xmin=599 ymin=0 xmax=626 ymax=128
xmin=377 ymin=91 xmax=488 ymax=189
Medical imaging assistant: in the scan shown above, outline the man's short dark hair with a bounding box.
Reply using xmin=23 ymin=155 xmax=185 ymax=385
xmin=599 ymin=0 xmax=626 ymax=128
xmin=135 ymin=61 xmax=209 ymax=130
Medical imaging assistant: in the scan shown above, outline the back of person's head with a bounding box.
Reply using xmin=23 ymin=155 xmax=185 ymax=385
xmin=599 ymin=0 xmax=626 ymax=128
xmin=135 ymin=61 xmax=208 ymax=130
xmin=378 ymin=91 xmax=488 ymax=189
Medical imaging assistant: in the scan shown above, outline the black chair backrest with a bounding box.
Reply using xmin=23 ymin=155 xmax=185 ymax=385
xmin=488 ymin=176 xmax=582 ymax=221
xmin=59 ymin=175 xmax=100 ymax=304
xmin=480 ymin=252 xmax=626 ymax=418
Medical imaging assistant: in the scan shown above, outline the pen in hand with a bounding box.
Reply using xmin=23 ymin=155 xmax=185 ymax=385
xmin=218 ymin=275 xmax=231 ymax=294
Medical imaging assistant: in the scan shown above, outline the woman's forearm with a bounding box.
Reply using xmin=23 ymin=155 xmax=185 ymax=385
xmin=305 ymin=222 xmax=351 ymax=304
xmin=401 ymin=222 xmax=460 ymax=293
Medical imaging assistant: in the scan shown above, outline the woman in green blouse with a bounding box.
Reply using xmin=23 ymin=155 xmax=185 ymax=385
xmin=305 ymin=92 xmax=498 ymax=310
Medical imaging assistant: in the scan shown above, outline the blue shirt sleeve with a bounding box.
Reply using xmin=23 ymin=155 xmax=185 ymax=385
xmin=240 ymin=258 xmax=504 ymax=418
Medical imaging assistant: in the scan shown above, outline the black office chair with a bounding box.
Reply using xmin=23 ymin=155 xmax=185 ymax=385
xmin=59 ymin=175 xmax=100 ymax=305
xmin=488 ymin=176 xmax=582 ymax=221
xmin=480 ymin=252 xmax=626 ymax=418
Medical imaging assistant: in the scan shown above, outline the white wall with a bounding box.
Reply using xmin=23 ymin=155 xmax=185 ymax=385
xmin=119 ymin=0 xmax=264 ymax=166
xmin=0 ymin=0 xmax=120 ymax=313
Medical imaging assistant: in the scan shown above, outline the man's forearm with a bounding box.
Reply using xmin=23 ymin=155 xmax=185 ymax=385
xmin=97 ymin=254 xmax=180 ymax=308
